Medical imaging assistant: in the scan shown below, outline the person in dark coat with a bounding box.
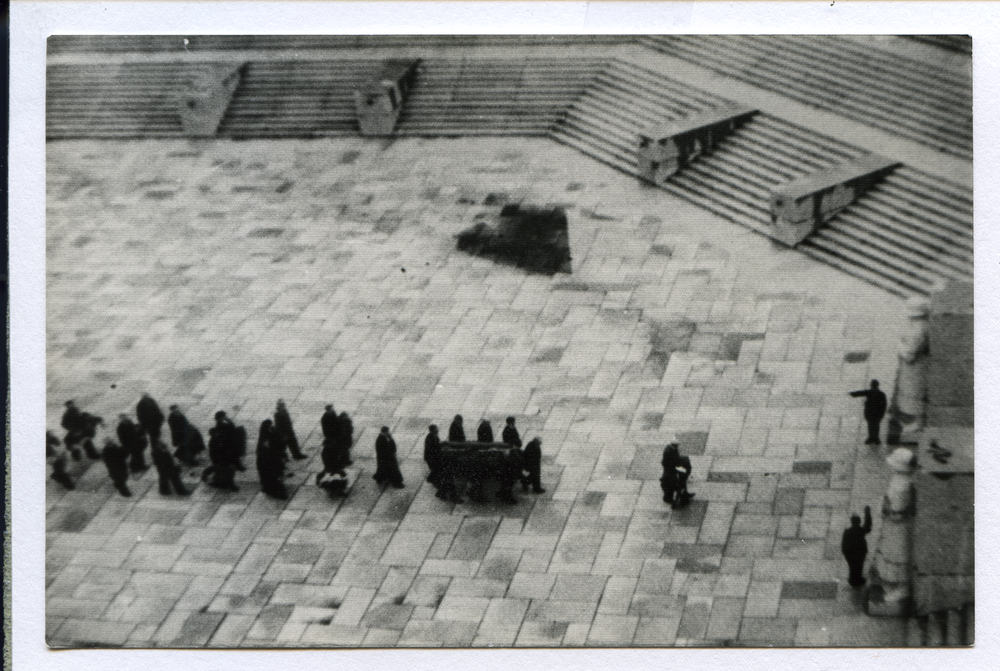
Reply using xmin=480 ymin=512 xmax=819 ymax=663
xmin=424 ymin=424 xmax=442 ymax=488
xmin=206 ymin=411 xmax=239 ymax=491
xmin=167 ymin=405 xmax=205 ymax=466
xmin=502 ymin=416 xmax=522 ymax=448
xmin=79 ymin=411 xmax=103 ymax=460
xmin=448 ymin=415 xmax=466 ymax=442
xmin=321 ymin=435 xmax=348 ymax=479
xmin=321 ymin=404 xmax=339 ymax=441
xmin=60 ymin=400 xmax=84 ymax=460
xmin=274 ymin=399 xmax=306 ymax=460
xmin=850 ymin=380 xmax=888 ymax=445
xmin=373 ymin=426 xmax=404 ymax=489
xmin=521 ymin=437 xmax=546 ymax=493
xmin=50 ymin=451 xmax=75 ymax=490
xmin=477 ymin=419 xmax=494 ymax=443
xmin=338 ymin=412 xmax=354 ymax=466
xmin=136 ymin=393 xmax=165 ymax=449
xmin=497 ymin=447 xmax=522 ymax=504
xmin=842 ymin=506 xmax=873 ymax=587
xmin=256 ymin=419 xmax=288 ymax=500
xmin=151 ymin=441 xmax=190 ymax=496
xmin=102 ymin=439 xmax=131 ymax=497
xmin=62 ymin=401 xmax=102 ymax=460
xmin=117 ymin=414 xmax=148 ymax=473
xmin=661 ymin=442 xmax=693 ymax=509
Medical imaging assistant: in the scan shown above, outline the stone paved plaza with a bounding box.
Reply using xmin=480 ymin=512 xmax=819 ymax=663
xmin=46 ymin=136 xmax=913 ymax=647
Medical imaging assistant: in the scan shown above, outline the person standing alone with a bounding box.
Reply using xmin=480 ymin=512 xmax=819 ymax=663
xmin=841 ymin=506 xmax=873 ymax=588
xmin=850 ymin=380 xmax=888 ymax=445
xmin=660 ymin=441 xmax=693 ymax=509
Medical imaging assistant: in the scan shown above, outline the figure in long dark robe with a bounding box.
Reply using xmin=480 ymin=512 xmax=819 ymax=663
xmin=151 ymin=441 xmax=190 ymax=496
xmin=842 ymin=506 xmax=873 ymax=588
xmin=521 ymin=437 xmax=546 ymax=494
xmin=424 ymin=424 xmax=445 ymax=492
xmin=850 ymin=380 xmax=888 ymax=446
xmin=661 ymin=442 xmax=693 ymax=509
xmin=477 ymin=419 xmax=494 ymax=443
xmin=373 ymin=426 xmax=404 ymax=489
xmin=338 ymin=412 xmax=354 ymax=466
xmin=168 ymin=404 xmax=205 ymax=466
xmin=102 ymin=439 xmax=131 ymax=497
xmin=257 ymin=419 xmax=287 ymax=500
xmin=136 ymin=393 xmax=165 ymax=451
xmin=497 ymin=447 xmax=522 ymax=505
xmin=117 ymin=414 xmax=148 ymax=473
xmin=206 ymin=411 xmax=239 ymax=491
xmin=61 ymin=400 xmax=85 ymax=460
xmin=448 ymin=415 xmax=466 ymax=442
xmin=502 ymin=417 xmax=522 ymax=448
xmin=274 ymin=399 xmax=306 ymax=460
xmin=321 ymin=404 xmax=339 ymax=442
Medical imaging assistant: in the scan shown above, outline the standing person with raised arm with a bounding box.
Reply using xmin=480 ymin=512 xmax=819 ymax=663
xmin=850 ymin=380 xmax=888 ymax=445
xmin=841 ymin=506 xmax=873 ymax=588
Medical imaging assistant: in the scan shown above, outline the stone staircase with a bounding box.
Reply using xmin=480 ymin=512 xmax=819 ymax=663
xmin=216 ymin=59 xmax=375 ymax=138
xmin=45 ymin=53 xmax=973 ymax=298
xmin=549 ymin=60 xmax=973 ymax=298
xmin=642 ymin=35 xmax=973 ymax=160
xmin=47 ymin=34 xmax=631 ymax=54
xmin=906 ymin=604 xmax=974 ymax=646
xmin=46 ymin=61 xmax=189 ymax=138
xmin=395 ymin=58 xmax=604 ymax=136
xmin=48 ymin=58 xmax=605 ymax=140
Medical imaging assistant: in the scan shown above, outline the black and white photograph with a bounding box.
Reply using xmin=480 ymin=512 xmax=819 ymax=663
xmin=10 ymin=2 xmax=995 ymax=666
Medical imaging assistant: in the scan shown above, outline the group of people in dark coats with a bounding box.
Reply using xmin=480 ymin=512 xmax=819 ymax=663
xmin=51 ymin=394 xmax=322 ymax=499
xmin=422 ymin=416 xmax=545 ymax=504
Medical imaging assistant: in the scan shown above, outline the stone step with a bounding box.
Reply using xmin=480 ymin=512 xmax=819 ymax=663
xmin=642 ymin=35 xmax=972 ymax=159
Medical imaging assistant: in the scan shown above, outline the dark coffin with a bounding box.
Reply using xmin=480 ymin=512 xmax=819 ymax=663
xmin=438 ymin=441 xmax=517 ymax=483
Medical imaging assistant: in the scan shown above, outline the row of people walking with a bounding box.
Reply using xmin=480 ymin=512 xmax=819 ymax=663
xmin=51 ymin=400 xmax=544 ymax=505
xmin=50 ymin=395 xmax=339 ymax=499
